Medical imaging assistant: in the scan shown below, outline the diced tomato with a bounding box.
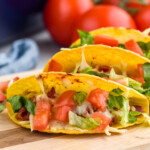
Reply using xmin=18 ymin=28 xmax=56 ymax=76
xmin=132 ymin=76 xmax=145 ymax=84
xmin=48 ymin=59 xmax=63 ymax=72
xmin=94 ymin=35 xmax=119 ymax=47
xmin=87 ymin=88 xmax=108 ymax=112
xmin=131 ymin=64 xmax=145 ymax=84
xmin=13 ymin=77 xmax=20 ymax=82
xmin=137 ymin=64 xmax=144 ymax=77
xmin=0 ymin=81 xmax=10 ymax=92
xmin=33 ymin=101 xmax=51 ymax=130
xmin=92 ymin=112 xmax=111 ymax=131
xmin=125 ymin=39 xmax=143 ymax=56
xmin=114 ymin=78 xmax=129 ymax=86
xmin=54 ymin=90 xmax=77 ymax=108
xmin=0 ymin=90 xmax=6 ymax=102
xmin=53 ymin=106 xmax=72 ymax=122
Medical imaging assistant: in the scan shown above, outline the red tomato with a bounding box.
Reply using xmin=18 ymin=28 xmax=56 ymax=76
xmin=33 ymin=101 xmax=51 ymax=130
xmin=13 ymin=77 xmax=20 ymax=82
xmin=54 ymin=90 xmax=77 ymax=108
xmin=94 ymin=35 xmax=119 ymax=47
xmin=53 ymin=106 xmax=72 ymax=122
xmin=43 ymin=0 xmax=94 ymax=46
xmin=0 ymin=90 xmax=6 ymax=102
xmin=87 ymin=88 xmax=108 ymax=112
xmin=0 ymin=81 xmax=10 ymax=92
xmin=125 ymin=39 xmax=143 ymax=56
xmin=134 ymin=5 xmax=150 ymax=31
xmin=72 ymin=5 xmax=136 ymax=42
xmin=131 ymin=64 xmax=145 ymax=83
xmin=48 ymin=60 xmax=63 ymax=72
xmin=92 ymin=112 xmax=111 ymax=131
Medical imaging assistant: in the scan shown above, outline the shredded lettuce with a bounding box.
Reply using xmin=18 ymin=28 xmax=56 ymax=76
xmin=118 ymin=43 xmax=126 ymax=49
xmin=107 ymin=88 xmax=129 ymax=125
xmin=69 ymin=111 xmax=101 ymax=130
xmin=70 ymin=30 xmax=94 ymax=48
xmin=137 ymin=41 xmax=150 ymax=59
xmin=73 ymin=91 xmax=87 ymax=106
xmin=120 ymin=98 xmax=129 ymax=125
xmin=107 ymin=88 xmax=124 ymax=109
xmin=80 ymin=67 xmax=93 ymax=73
xmin=81 ymin=67 xmax=109 ymax=78
xmin=0 ymin=103 xmax=5 ymax=112
xmin=129 ymin=111 xmax=141 ymax=123
xmin=7 ymin=95 xmax=36 ymax=115
xmin=142 ymin=63 xmax=150 ymax=89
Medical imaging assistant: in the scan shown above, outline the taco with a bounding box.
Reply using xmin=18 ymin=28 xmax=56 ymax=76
xmin=43 ymin=45 xmax=150 ymax=99
xmin=6 ymin=72 xmax=149 ymax=135
xmin=71 ymin=27 xmax=150 ymax=59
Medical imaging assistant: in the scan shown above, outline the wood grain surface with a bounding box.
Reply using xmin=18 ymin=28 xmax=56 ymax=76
xmin=1 ymin=70 xmax=150 ymax=150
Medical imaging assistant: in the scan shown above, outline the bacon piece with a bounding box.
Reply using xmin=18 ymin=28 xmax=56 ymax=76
xmin=15 ymin=107 xmax=29 ymax=121
xmin=47 ymin=87 xmax=56 ymax=98
xmin=134 ymin=105 xmax=143 ymax=113
xmin=98 ymin=65 xmax=111 ymax=73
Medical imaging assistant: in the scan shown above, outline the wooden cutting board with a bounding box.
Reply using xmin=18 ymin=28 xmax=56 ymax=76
xmin=1 ymin=70 xmax=150 ymax=150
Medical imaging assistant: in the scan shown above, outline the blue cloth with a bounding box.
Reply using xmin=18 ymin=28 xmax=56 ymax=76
xmin=0 ymin=38 xmax=40 ymax=75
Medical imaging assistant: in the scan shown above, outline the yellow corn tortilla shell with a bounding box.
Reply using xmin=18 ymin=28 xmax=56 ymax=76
xmin=7 ymin=72 xmax=149 ymax=134
xmin=71 ymin=27 xmax=150 ymax=47
xmin=43 ymin=45 xmax=150 ymax=77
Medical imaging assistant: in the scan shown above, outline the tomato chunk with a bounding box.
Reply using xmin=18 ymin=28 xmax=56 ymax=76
xmin=125 ymin=39 xmax=143 ymax=56
xmin=87 ymin=88 xmax=108 ymax=112
xmin=13 ymin=77 xmax=20 ymax=82
xmin=53 ymin=106 xmax=72 ymax=122
xmin=131 ymin=64 xmax=145 ymax=84
xmin=48 ymin=59 xmax=62 ymax=72
xmin=54 ymin=90 xmax=77 ymax=108
xmin=0 ymin=81 xmax=10 ymax=92
xmin=0 ymin=90 xmax=6 ymax=102
xmin=94 ymin=35 xmax=119 ymax=47
xmin=92 ymin=112 xmax=111 ymax=131
xmin=33 ymin=101 xmax=51 ymax=130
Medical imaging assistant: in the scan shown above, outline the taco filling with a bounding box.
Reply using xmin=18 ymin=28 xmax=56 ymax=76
xmin=71 ymin=30 xmax=150 ymax=59
xmin=7 ymin=73 xmax=150 ymax=135
xmin=48 ymin=50 xmax=150 ymax=97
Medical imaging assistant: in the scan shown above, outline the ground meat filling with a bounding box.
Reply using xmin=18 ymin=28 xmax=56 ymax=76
xmin=15 ymin=107 xmax=30 ymax=121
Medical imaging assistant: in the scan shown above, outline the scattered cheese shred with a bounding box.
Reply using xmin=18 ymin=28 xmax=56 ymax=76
xmin=143 ymin=28 xmax=150 ymax=36
xmin=79 ymin=44 xmax=90 ymax=71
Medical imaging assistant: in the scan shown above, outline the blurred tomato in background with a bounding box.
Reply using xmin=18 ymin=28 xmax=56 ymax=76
xmin=43 ymin=0 xmax=94 ymax=46
xmin=42 ymin=0 xmax=150 ymax=46
xmin=134 ymin=5 xmax=150 ymax=31
xmin=71 ymin=5 xmax=137 ymax=42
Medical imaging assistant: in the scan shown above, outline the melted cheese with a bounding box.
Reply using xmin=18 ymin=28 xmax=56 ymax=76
xmin=29 ymin=114 xmax=34 ymax=132
xmin=143 ymin=28 xmax=150 ymax=36
xmin=104 ymin=126 xmax=127 ymax=135
xmin=62 ymin=78 xmax=71 ymax=87
xmin=79 ymin=45 xmax=90 ymax=71
xmin=8 ymin=79 xmax=13 ymax=88
xmin=19 ymin=121 xmax=30 ymax=125
xmin=98 ymin=109 xmax=113 ymax=119
xmin=73 ymin=101 xmax=94 ymax=118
